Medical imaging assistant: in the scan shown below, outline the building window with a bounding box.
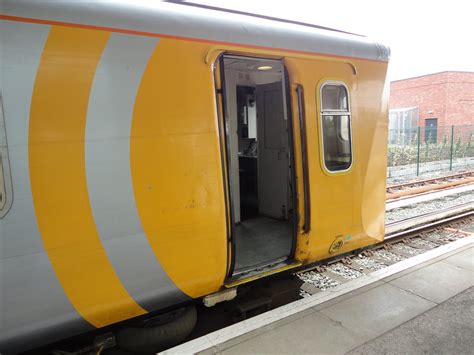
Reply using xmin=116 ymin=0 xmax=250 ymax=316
xmin=388 ymin=107 xmax=419 ymax=145
xmin=319 ymin=82 xmax=352 ymax=172
xmin=425 ymin=118 xmax=438 ymax=144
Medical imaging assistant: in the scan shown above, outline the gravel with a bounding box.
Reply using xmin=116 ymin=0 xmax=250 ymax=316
xmin=385 ymin=191 xmax=474 ymax=224
xmin=297 ymin=271 xmax=340 ymax=291
xmin=354 ymin=256 xmax=387 ymax=271
xmin=391 ymin=243 xmax=423 ymax=255
xmin=409 ymin=237 xmax=440 ymax=249
xmin=373 ymin=249 xmax=405 ymax=262
xmin=328 ymin=263 xmax=364 ymax=279
xmin=461 ymin=223 xmax=474 ymax=233
xmin=299 ymin=290 xmax=311 ymax=298
xmin=430 ymin=232 xmax=462 ymax=243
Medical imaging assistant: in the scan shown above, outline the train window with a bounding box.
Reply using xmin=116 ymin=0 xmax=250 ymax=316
xmin=0 ymin=93 xmax=12 ymax=218
xmin=321 ymin=84 xmax=348 ymax=111
xmin=0 ymin=156 xmax=5 ymax=211
xmin=320 ymin=82 xmax=352 ymax=172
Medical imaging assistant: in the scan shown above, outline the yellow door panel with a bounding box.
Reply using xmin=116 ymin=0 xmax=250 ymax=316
xmin=131 ymin=39 xmax=228 ymax=298
xmin=284 ymin=57 xmax=388 ymax=262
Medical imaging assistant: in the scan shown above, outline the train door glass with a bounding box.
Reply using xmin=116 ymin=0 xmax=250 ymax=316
xmin=219 ymin=55 xmax=296 ymax=277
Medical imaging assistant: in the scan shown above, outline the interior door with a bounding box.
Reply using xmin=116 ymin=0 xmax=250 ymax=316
xmin=256 ymin=81 xmax=288 ymax=219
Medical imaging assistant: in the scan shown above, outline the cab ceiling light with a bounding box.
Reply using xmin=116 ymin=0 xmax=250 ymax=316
xmin=257 ymin=65 xmax=273 ymax=71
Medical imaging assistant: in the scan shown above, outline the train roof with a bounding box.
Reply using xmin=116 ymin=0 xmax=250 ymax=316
xmin=1 ymin=0 xmax=390 ymax=62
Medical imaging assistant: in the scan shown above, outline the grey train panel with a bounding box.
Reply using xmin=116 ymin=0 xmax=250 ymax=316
xmin=84 ymin=33 xmax=188 ymax=311
xmin=2 ymin=0 xmax=390 ymax=62
xmin=0 ymin=21 xmax=91 ymax=352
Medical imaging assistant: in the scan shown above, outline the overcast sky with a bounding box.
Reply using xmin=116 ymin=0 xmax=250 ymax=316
xmin=192 ymin=0 xmax=474 ymax=81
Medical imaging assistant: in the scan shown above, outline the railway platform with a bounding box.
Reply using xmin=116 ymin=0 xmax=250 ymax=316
xmin=164 ymin=236 xmax=473 ymax=354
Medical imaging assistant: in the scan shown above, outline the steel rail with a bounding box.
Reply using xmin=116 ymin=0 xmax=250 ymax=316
xmin=387 ymin=171 xmax=473 ymax=192
xmin=296 ymin=203 xmax=473 ymax=273
xmin=385 ymin=201 xmax=473 ymax=235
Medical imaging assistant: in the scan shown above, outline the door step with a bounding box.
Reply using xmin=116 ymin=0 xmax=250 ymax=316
xmin=225 ymin=261 xmax=302 ymax=288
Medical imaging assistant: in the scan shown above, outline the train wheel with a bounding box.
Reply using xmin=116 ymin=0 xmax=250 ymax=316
xmin=115 ymin=305 xmax=197 ymax=353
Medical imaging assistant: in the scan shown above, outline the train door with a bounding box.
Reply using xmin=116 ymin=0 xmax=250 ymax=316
xmin=256 ymin=82 xmax=289 ymax=219
xmin=216 ymin=55 xmax=298 ymax=281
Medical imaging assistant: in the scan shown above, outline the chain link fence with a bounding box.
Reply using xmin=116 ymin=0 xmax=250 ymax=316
xmin=387 ymin=125 xmax=474 ymax=179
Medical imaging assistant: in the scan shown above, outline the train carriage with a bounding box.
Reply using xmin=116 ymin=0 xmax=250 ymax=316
xmin=0 ymin=0 xmax=390 ymax=352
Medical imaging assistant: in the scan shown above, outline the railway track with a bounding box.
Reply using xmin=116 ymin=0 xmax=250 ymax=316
xmin=185 ymin=203 xmax=473 ymax=343
xmin=298 ymin=205 xmax=473 ymax=296
xmin=385 ymin=201 xmax=473 ymax=235
xmin=386 ymin=171 xmax=474 ymax=200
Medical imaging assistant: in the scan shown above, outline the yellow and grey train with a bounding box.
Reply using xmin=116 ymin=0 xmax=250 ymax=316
xmin=0 ymin=0 xmax=390 ymax=352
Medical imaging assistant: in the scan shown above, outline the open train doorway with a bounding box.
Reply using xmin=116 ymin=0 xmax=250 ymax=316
xmin=219 ymin=55 xmax=296 ymax=278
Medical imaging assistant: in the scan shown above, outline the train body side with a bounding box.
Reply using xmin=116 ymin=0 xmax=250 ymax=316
xmin=0 ymin=1 xmax=389 ymax=351
xmin=0 ymin=22 xmax=229 ymax=351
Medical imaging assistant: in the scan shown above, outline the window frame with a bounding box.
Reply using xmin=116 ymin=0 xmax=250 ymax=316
xmin=0 ymin=93 xmax=13 ymax=219
xmin=317 ymin=80 xmax=354 ymax=174
xmin=0 ymin=156 xmax=5 ymax=211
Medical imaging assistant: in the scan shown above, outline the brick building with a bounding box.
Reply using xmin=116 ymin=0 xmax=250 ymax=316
xmin=389 ymin=71 xmax=474 ymax=144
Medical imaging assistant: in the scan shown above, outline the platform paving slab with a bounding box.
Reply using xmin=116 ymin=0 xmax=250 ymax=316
xmin=377 ymin=242 xmax=473 ymax=283
xmin=319 ymin=283 xmax=436 ymax=343
xmin=388 ymin=259 xmax=474 ymax=303
xmin=167 ymin=242 xmax=473 ymax=355
xmin=211 ymin=307 xmax=316 ymax=353
xmin=221 ymin=311 xmax=362 ymax=354
xmin=348 ymin=287 xmax=474 ymax=355
xmin=310 ymin=281 xmax=385 ymax=311
xmin=442 ymin=247 xmax=474 ymax=271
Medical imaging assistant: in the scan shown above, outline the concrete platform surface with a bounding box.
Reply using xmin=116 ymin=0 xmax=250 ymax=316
xmin=208 ymin=247 xmax=472 ymax=354
xmin=349 ymin=286 xmax=474 ymax=355
xmin=164 ymin=240 xmax=473 ymax=354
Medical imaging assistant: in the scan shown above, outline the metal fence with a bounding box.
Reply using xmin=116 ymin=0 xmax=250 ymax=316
xmin=387 ymin=125 xmax=474 ymax=179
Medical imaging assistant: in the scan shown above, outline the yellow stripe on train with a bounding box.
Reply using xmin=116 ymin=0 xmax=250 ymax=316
xmin=28 ymin=25 xmax=147 ymax=327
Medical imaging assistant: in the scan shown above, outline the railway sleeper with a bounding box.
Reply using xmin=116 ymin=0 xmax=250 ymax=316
xmin=314 ymin=265 xmax=327 ymax=273
xmin=341 ymin=257 xmax=353 ymax=265
xmin=359 ymin=250 xmax=374 ymax=257
xmin=371 ymin=252 xmax=404 ymax=265
xmin=346 ymin=262 xmax=372 ymax=274
xmin=300 ymin=282 xmax=323 ymax=295
xmin=425 ymin=235 xmax=451 ymax=245
xmin=406 ymin=240 xmax=438 ymax=251
xmin=382 ymin=243 xmax=394 ymax=250
xmin=318 ymin=270 xmax=346 ymax=283
xmin=389 ymin=245 xmax=422 ymax=258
